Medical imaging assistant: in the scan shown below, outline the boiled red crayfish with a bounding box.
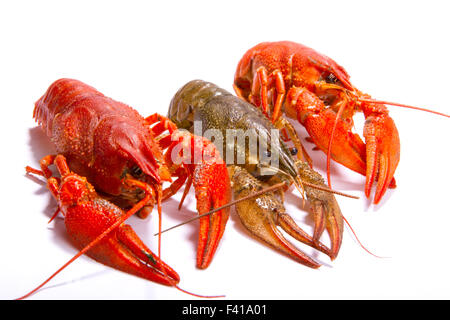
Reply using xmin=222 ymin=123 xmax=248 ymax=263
xmin=234 ymin=41 xmax=449 ymax=204
xmin=22 ymin=78 xmax=230 ymax=298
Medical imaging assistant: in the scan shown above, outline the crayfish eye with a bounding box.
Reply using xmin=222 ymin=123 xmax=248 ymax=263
xmin=325 ymin=73 xmax=338 ymax=84
xmin=130 ymin=165 xmax=144 ymax=177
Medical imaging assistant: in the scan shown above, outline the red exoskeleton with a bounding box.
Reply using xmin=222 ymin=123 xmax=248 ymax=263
xmin=21 ymin=78 xmax=231 ymax=298
xmin=22 ymin=155 xmax=180 ymax=298
xmin=234 ymin=41 xmax=449 ymax=204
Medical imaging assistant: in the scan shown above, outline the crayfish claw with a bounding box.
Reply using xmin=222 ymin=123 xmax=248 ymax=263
xmin=188 ymin=136 xmax=231 ymax=269
xmin=146 ymin=114 xmax=232 ymax=269
xmin=113 ymin=224 xmax=180 ymax=285
xmin=311 ymin=200 xmax=326 ymax=244
xmin=313 ymin=198 xmax=343 ymax=260
xmin=62 ymin=181 xmax=180 ymax=286
xmin=277 ymin=212 xmax=331 ymax=257
xmin=192 ymin=161 xmax=231 ymax=269
xmin=228 ymin=165 xmax=322 ymax=269
xmin=296 ymin=161 xmax=344 ymax=260
xmin=21 ymin=155 xmax=181 ymax=301
xmin=363 ymin=113 xmax=400 ymax=204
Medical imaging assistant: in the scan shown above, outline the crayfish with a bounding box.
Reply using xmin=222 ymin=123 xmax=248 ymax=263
xmin=234 ymin=41 xmax=449 ymax=204
xmin=168 ymin=79 xmax=345 ymax=267
xmin=21 ymin=78 xmax=231 ymax=298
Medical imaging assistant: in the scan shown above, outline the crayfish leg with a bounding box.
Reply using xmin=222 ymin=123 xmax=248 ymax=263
xmin=146 ymin=113 xmax=232 ymax=269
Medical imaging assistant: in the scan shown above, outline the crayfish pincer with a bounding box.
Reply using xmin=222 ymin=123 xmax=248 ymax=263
xmin=24 ymin=78 xmax=231 ymax=298
xmin=168 ymin=80 xmax=344 ymax=267
xmin=21 ymin=155 xmax=179 ymax=299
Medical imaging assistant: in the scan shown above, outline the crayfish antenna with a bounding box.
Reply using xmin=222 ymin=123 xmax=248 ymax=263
xmin=341 ymin=215 xmax=388 ymax=259
xmin=156 ymin=185 xmax=162 ymax=260
xmin=358 ymin=98 xmax=450 ymax=118
xmin=47 ymin=208 xmax=60 ymax=224
xmin=326 ymin=102 xmax=347 ymax=189
xmin=173 ymin=284 xmax=225 ymax=298
xmin=15 ymin=200 xmax=147 ymax=300
xmin=153 ymin=238 xmax=225 ymax=299
xmin=155 ymin=182 xmax=358 ymax=236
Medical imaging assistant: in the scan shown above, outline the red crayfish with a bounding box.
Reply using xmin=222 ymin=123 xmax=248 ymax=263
xmin=234 ymin=41 xmax=449 ymax=204
xmin=21 ymin=78 xmax=231 ymax=298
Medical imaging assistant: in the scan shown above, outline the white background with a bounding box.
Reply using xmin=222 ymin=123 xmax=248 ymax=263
xmin=1 ymin=0 xmax=449 ymax=300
